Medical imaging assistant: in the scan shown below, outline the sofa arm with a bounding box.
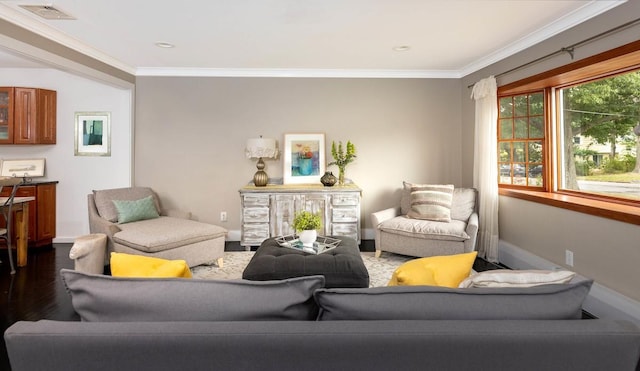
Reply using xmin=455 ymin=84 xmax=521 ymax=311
xmin=371 ymin=207 xmax=400 ymax=227
xmin=161 ymin=209 xmax=192 ymax=220
xmin=464 ymin=212 xmax=479 ymax=253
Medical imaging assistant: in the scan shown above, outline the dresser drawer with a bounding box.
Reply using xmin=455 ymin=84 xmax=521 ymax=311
xmin=332 ymin=194 xmax=359 ymax=206
xmin=332 ymin=224 xmax=358 ymax=240
xmin=243 ymin=194 xmax=270 ymax=207
xmin=243 ymin=207 xmax=269 ymax=223
xmin=242 ymin=224 xmax=270 ymax=243
xmin=332 ymin=207 xmax=358 ymax=223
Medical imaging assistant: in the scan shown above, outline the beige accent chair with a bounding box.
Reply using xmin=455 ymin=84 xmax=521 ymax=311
xmin=88 ymin=187 xmax=226 ymax=268
xmin=371 ymin=183 xmax=478 ymax=258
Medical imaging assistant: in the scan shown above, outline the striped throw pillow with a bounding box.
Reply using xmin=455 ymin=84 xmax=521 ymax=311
xmin=407 ymin=184 xmax=454 ymax=222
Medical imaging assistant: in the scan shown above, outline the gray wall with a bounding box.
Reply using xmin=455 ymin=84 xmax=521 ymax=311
xmin=460 ymin=0 xmax=640 ymax=302
xmin=134 ymin=77 xmax=463 ymax=239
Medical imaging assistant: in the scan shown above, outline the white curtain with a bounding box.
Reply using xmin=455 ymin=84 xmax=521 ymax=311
xmin=471 ymin=76 xmax=499 ymax=262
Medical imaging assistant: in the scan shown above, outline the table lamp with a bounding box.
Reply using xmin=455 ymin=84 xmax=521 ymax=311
xmin=245 ymin=136 xmax=278 ymax=186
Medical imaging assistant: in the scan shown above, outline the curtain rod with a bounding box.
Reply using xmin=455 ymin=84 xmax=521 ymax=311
xmin=467 ymin=16 xmax=640 ymax=88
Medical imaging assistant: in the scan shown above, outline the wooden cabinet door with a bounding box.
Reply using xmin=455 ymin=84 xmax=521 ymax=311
xmin=301 ymin=194 xmax=330 ymax=235
xmin=0 ymin=87 xmax=14 ymax=144
xmin=270 ymin=194 xmax=298 ymax=237
xmin=37 ymin=89 xmax=57 ymax=144
xmin=36 ymin=183 xmax=56 ymax=242
xmin=13 ymin=88 xmax=37 ymax=144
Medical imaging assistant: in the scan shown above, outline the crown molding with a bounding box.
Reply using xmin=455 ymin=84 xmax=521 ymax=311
xmin=135 ymin=67 xmax=461 ymax=78
xmin=459 ymin=0 xmax=626 ymax=77
xmin=0 ymin=1 xmax=626 ymax=79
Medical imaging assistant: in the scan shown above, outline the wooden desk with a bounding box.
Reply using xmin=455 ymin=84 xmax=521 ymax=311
xmin=1 ymin=196 xmax=34 ymax=267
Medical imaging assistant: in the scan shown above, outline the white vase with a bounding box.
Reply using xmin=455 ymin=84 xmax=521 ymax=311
xmin=298 ymin=230 xmax=317 ymax=247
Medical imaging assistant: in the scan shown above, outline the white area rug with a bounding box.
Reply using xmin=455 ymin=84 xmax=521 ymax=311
xmin=191 ymin=251 xmax=414 ymax=287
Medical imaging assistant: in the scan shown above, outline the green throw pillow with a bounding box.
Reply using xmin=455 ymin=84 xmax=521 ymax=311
xmin=112 ymin=195 xmax=160 ymax=223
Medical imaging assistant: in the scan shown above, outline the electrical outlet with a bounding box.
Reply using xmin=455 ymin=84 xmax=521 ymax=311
xmin=220 ymin=211 xmax=227 ymax=222
xmin=565 ymin=250 xmax=574 ymax=267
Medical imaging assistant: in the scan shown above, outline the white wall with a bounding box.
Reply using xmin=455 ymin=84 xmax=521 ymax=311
xmin=0 ymin=68 xmax=133 ymax=242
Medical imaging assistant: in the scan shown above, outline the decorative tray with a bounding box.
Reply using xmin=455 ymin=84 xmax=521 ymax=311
xmin=275 ymin=234 xmax=341 ymax=255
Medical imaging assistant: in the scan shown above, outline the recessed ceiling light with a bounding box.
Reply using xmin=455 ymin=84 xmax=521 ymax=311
xmin=393 ymin=45 xmax=411 ymax=52
xmin=155 ymin=42 xmax=175 ymax=49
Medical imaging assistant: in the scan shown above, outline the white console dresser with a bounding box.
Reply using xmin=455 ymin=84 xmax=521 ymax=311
xmin=239 ymin=183 xmax=362 ymax=248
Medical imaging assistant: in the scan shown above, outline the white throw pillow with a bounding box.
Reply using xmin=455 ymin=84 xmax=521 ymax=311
xmin=406 ymin=184 xmax=454 ymax=222
xmin=459 ymin=269 xmax=576 ymax=288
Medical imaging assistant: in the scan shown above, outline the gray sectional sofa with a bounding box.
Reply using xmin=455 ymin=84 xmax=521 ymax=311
xmin=5 ymin=270 xmax=640 ymax=371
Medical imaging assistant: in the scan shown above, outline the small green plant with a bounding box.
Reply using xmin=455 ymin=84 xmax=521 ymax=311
xmin=292 ymin=211 xmax=322 ymax=231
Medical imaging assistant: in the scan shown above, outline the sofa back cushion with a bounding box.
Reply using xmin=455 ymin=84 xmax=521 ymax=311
xmin=93 ymin=187 xmax=161 ymax=223
xmin=61 ymin=269 xmax=324 ymax=321
xmin=450 ymin=188 xmax=477 ymax=222
xmin=314 ymin=279 xmax=592 ymax=321
xmin=401 ymin=182 xmax=476 ymax=221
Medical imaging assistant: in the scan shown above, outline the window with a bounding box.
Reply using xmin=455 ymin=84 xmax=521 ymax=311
xmin=498 ymin=92 xmax=545 ymax=187
xmin=558 ymin=71 xmax=640 ymax=202
xmin=497 ymin=40 xmax=640 ymax=223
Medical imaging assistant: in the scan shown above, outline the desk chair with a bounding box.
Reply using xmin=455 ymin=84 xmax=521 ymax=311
xmin=1 ymin=177 xmax=23 ymax=274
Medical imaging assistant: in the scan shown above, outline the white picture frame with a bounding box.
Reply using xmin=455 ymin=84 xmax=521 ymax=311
xmin=75 ymin=112 xmax=111 ymax=156
xmin=0 ymin=158 xmax=46 ymax=177
xmin=283 ymin=133 xmax=326 ymax=184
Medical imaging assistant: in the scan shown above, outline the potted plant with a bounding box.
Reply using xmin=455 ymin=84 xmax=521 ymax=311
xmin=293 ymin=210 xmax=322 ymax=247
xmin=328 ymin=140 xmax=356 ymax=185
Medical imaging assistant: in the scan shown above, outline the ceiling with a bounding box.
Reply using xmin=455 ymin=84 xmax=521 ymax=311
xmin=0 ymin=0 xmax=626 ymax=78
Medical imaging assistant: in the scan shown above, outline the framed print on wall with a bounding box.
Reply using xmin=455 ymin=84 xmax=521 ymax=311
xmin=0 ymin=158 xmax=46 ymax=178
xmin=74 ymin=112 xmax=111 ymax=157
xmin=283 ymin=133 xmax=326 ymax=184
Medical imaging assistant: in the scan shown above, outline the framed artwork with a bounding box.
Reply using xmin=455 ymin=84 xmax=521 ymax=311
xmin=74 ymin=112 xmax=111 ymax=156
xmin=283 ymin=133 xmax=326 ymax=184
xmin=0 ymin=158 xmax=46 ymax=177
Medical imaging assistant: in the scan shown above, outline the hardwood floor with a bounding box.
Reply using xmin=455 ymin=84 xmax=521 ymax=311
xmin=0 ymin=241 xmax=506 ymax=370
xmin=1 ymin=244 xmax=78 ymax=370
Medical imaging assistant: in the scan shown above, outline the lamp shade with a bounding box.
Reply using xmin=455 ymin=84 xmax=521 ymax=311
xmin=245 ymin=137 xmax=278 ymax=159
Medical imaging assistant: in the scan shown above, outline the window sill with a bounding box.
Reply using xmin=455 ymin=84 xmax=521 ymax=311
xmin=499 ymin=188 xmax=640 ymax=226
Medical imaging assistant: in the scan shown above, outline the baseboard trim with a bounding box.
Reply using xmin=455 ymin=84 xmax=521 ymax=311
xmin=499 ymin=240 xmax=640 ymax=325
xmin=57 ymin=228 xmax=372 ymax=245
xmin=204 ymin=228 xmax=375 ymax=243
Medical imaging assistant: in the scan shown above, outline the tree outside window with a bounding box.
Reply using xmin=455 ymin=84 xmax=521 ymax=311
xmin=559 ymin=71 xmax=640 ymax=201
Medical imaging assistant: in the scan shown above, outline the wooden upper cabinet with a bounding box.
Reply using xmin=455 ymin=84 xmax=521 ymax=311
xmin=0 ymin=87 xmax=56 ymax=144
xmin=0 ymin=87 xmax=14 ymax=144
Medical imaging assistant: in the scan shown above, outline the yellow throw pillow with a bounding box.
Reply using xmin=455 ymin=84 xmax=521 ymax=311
xmin=388 ymin=251 xmax=477 ymax=288
xmin=110 ymin=252 xmax=192 ymax=278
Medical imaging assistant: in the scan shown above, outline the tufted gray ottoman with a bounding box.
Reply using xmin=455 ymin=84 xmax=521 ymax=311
xmin=242 ymin=236 xmax=369 ymax=288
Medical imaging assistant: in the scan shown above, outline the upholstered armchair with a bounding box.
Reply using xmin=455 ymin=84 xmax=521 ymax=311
xmin=88 ymin=187 xmax=227 ymax=268
xmin=371 ymin=183 xmax=478 ymax=258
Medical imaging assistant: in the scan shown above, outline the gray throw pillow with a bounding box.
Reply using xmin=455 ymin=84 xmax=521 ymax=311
xmin=314 ymin=279 xmax=593 ymax=320
xmin=61 ymin=269 xmax=324 ymax=321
